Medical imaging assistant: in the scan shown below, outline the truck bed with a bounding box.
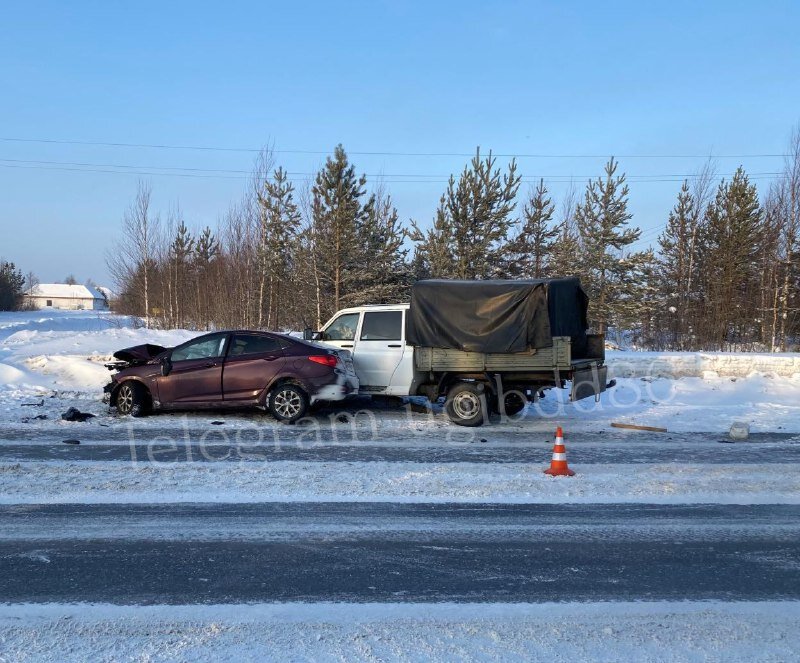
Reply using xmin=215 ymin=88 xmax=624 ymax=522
xmin=414 ymin=335 xmax=604 ymax=373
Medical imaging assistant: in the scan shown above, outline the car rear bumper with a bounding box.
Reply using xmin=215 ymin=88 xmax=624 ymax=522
xmin=310 ymin=383 xmax=353 ymax=403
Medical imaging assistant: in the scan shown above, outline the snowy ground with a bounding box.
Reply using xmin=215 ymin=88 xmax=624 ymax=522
xmin=2 ymin=602 xmax=799 ymax=663
xmin=2 ymin=310 xmax=799 ymax=661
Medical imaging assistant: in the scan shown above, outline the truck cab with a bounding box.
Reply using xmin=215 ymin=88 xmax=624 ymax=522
xmin=318 ymin=304 xmax=413 ymax=396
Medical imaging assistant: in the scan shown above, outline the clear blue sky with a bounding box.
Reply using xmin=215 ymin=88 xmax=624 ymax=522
xmin=1 ymin=0 xmax=798 ymax=286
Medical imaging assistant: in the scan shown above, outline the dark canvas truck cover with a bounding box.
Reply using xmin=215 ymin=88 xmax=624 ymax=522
xmin=406 ymin=278 xmax=589 ymax=356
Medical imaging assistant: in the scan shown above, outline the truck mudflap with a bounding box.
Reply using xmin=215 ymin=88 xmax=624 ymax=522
xmin=570 ymin=364 xmax=609 ymax=401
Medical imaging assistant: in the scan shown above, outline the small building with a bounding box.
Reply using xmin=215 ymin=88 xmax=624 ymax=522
xmin=28 ymin=284 xmax=109 ymax=311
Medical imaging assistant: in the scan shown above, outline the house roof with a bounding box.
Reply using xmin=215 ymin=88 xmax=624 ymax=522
xmin=31 ymin=284 xmax=106 ymax=300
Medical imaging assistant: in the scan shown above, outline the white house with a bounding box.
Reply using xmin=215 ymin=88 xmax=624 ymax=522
xmin=28 ymin=284 xmax=109 ymax=311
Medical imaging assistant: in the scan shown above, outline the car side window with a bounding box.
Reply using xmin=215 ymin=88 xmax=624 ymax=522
xmin=172 ymin=335 xmax=226 ymax=362
xmin=360 ymin=311 xmax=403 ymax=341
xmin=324 ymin=313 xmax=360 ymax=341
xmin=228 ymin=334 xmax=281 ymax=357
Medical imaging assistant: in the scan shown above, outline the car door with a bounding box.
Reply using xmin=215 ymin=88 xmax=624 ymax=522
xmin=353 ymin=310 xmax=405 ymax=391
xmin=156 ymin=333 xmax=228 ymax=405
xmin=222 ymin=333 xmax=286 ymax=402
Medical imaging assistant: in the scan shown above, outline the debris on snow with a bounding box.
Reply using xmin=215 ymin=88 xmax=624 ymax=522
xmin=61 ymin=407 xmax=96 ymax=422
xmin=729 ymin=422 xmax=751 ymax=440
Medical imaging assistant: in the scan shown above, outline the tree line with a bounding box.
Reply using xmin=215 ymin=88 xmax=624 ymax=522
xmin=109 ymin=128 xmax=800 ymax=351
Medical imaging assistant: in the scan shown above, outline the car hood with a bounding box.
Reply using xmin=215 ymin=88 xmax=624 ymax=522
xmin=113 ymin=343 xmax=170 ymax=365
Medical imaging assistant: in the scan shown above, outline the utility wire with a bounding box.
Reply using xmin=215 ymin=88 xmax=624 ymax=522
xmin=0 ymin=136 xmax=790 ymax=159
xmin=0 ymin=158 xmax=788 ymax=184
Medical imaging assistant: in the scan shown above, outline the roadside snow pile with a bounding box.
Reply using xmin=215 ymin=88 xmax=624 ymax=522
xmin=1 ymin=602 xmax=798 ymax=663
xmin=543 ymin=370 xmax=800 ymax=433
xmin=608 ymin=350 xmax=800 ymax=379
xmin=0 ymin=310 xmax=195 ymax=396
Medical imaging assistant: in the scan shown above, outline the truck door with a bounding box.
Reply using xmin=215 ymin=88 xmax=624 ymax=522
xmin=354 ymin=310 xmax=405 ymax=391
xmin=321 ymin=312 xmax=361 ymax=351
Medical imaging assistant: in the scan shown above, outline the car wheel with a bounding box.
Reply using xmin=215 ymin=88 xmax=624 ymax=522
xmin=269 ymin=384 xmax=309 ymax=423
xmin=445 ymin=382 xmax=487 ymax=427
xmin=116 ymin=381 xmax=149 ymax=417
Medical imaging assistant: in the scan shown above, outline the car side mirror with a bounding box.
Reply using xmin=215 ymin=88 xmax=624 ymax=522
xmin=160 ymin=356 xmax=172 ymax=376
xmin=303 ymin=327 xmax=313 ymax=341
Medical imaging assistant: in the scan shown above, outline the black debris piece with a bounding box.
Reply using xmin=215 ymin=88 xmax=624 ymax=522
xmin=21 ymin=414 xmax=48 ymax=423
xmin=62 ymin=439 xmax=81 ymax=445
xmin=61 ymin=407 xmax=96 ymax=422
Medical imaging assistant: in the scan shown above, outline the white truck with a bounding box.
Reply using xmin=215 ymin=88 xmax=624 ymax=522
xmin=311 ymin=279 xmax=610 ymax=426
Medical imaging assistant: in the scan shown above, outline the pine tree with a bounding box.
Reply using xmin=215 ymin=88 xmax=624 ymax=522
xmin=409 ymin=199 xmax=455 ymax=278
xmin=774 ymin=128 xmax=800 ymax=350
xmin=575 ymin=157 xmax=646 ymax=335
xmin=411 ymin=148 xmax=521 ymax=279
xmin=348 ymin=187 xmax=411 ymax=305
xmin=616 ymin=248 xmax=659 ymax=347
xmin=194 ymin=227 xmax=218 ymax=329
xmin=311 ymin=145 xmax=372 ymax=322
xmin=257 ymin=167 xmax=302 ymax=328
xmin=504 ymin=179 xmax=559 ymax=278
xmin=697 ymin=167 xmax=763 ymax=349
xmin=169 ymin=221 xmax=194 ymax=327
xmin=657 ymin=180 xmax=696 ymax=348
xmin=0 ymin=261 xmax=25 ymax=311
xmin=548 ymin=189 xmax=580 ymax=277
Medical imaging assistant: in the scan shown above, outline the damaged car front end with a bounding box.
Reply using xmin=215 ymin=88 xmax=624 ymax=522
xmin=103 ymin=343 xmax=170 ymax=408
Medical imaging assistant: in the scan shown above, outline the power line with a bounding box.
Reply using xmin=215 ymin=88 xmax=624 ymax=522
xmin=0 ymin=158 xmax=787 ymax=184
xmin=0 ymin=136 xmax=791 ymax=159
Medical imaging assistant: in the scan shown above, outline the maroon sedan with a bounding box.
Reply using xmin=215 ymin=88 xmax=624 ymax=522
xmin=104 ymin=331 xmax=359 ymax=422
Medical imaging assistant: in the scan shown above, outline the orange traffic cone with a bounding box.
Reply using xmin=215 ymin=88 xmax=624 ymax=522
xmin=544 ymin=426 xmax=575 ymax=476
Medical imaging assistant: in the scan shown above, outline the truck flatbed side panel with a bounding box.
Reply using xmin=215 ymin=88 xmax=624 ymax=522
xmin=415 ymin=337 xmax=573 ymax=372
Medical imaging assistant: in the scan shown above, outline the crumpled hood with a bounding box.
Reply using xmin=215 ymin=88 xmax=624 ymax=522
xmin=113 ymin=343 xmax=169 ymax=365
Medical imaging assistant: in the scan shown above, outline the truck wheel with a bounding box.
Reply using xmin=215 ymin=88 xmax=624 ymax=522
xmin=269 ymin=384 xmax=309 ymax=423
xmin=116 ymin=381 xmax=149 ymax=417
xmin=502 ymin=392 xmax=527 ymax=417
xmin=445 ymin=382 xmax=487 ymax=427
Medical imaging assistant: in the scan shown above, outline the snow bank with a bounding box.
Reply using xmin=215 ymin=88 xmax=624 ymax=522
xmin=0 ymin=310 xmax=195 ymax=395
xmin=1 ymin=602 xmax=797 ymax=663
xmin=608 ymin=349 xmax=800 ymax=378
xmin=1 ymin=460 xmax=798 ymax=505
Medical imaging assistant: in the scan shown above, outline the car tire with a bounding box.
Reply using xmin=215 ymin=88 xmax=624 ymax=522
xmin=116 ymin=381 xmax=149 ymax=417
xmin=445 ymin=382 xmax=487 ymax=427
xmin=269 ymin=384 xmax=309 ymax=423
